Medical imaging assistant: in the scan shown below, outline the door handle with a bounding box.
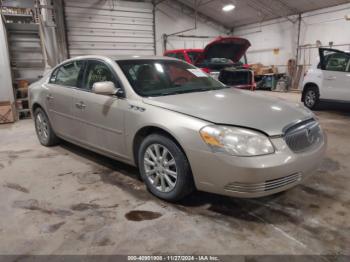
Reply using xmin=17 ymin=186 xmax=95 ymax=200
xmin=325 ymin=76 xmax=336 ymax=80
xmin=75 ymin=101 xmax=86 ymax=109
xmin=46 ymin=94 xmax=54 ymax=100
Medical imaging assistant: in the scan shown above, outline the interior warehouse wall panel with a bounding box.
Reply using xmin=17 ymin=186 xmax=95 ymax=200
xmin=63 ymin=0 xmax=154 ymax=58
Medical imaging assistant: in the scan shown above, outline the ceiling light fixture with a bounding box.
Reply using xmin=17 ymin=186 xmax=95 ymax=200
xmin=222 ymin=4 xmax=235 ymax=12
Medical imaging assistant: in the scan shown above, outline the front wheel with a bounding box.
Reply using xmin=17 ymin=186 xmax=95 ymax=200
xmin=34 ymin=108 xmax=59 ymax=146
xmin=303 ymin=87 xmax=319 ymax=110
xmin=138 ymin=134 xmax=194 ymax=202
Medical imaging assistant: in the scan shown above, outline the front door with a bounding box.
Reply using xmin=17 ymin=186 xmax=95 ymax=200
xmin=319 ymin=48 xmax=350 ymax=101
xmin=73 ymin=60 xmax=128 ymax=159
xmin=45 ymin=60 xmax=84 ymax=139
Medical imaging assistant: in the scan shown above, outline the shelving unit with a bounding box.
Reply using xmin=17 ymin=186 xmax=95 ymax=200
xmin=3 ymin=13 xmax=33 ymax=18
xmin=1 ymin=0 xmax=44 ymax=120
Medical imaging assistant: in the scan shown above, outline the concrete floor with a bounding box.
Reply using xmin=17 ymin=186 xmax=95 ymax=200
xmin=0 ymin=91 xmax=349 ymax=255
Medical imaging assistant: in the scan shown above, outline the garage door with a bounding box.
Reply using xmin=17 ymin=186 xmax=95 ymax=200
xmin=64 ymin=0 xmax=154 ymax=58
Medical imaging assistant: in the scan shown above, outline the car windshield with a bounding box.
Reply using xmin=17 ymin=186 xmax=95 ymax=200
xmin=117 ymin=60 xmax=226 ymax=97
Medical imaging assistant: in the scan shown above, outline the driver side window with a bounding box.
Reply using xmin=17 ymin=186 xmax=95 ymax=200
xmin=324 ymin=52 xmax=350 ymax=72
xmin=83 ymin=61 xmax=117 ymax=90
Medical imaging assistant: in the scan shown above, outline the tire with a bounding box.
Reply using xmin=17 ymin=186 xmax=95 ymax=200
xmin=138 ymin=134 xmax=194 ymax=202
xmin=303 ymin=86 xmax=320 ymax=110
xmin=34 ymin=107 xmax=59 ymax=146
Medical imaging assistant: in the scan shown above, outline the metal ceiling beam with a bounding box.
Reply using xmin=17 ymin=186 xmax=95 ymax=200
xmin=245 ymin=2 xmax=271 ymax=22
xmin=168 ymin=0 xmax=231 ymax=31
xmin=247 ymin=0 xmax=297 ymax=23
xmin=198 ymin=0 xmax=216 ymax=7
xmin=274 ymin=0 xmax=300 ymax=14
xmin=154 ymin=0 xmax=167 ymax=6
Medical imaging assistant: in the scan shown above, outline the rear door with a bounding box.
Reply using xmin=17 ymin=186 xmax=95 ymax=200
xmin=73 ymin=59 xmax=128 ymax=159
xmin=319 ymin=48 xmax=350 ymax=101
xmin=45 ymin=60 xmax=84 ymax=138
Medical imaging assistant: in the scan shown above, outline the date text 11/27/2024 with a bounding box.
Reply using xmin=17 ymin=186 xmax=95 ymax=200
xmin=127 ymin=256 xmax=220 ymax=261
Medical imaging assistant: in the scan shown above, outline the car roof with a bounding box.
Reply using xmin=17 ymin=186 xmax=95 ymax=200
xmin=52 ymin=55 xmax=182 ymax=71
xmin=65 ymin=55 xmax=180 ymax=62
xmin=164 ymin=49 xmax=203 ymax=53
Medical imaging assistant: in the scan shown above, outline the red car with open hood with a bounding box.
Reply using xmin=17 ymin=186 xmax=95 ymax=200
xmin=164 ymin=36 xmax=255 ymax=90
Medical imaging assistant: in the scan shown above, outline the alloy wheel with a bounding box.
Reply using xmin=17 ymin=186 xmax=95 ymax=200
xmin=305 ymin=90 xmax=316 ymax=108
xmin=36 ymin=112 xmax=49 ymax=143
xmin=143 ymin=144 xmax=177 ymax=193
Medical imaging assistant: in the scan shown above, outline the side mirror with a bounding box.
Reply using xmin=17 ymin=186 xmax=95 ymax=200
xmin=92 ymin=81 xmax=117 ymax=95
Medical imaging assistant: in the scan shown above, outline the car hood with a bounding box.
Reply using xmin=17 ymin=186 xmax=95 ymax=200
xmin=197 ymin=37 xmax=251 ymax=63
xmin=143 ymin=89 xmax=314 ymax=136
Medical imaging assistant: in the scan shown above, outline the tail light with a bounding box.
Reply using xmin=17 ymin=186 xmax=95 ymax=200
xmin=304 ymin=70 xmax=309 ymax=77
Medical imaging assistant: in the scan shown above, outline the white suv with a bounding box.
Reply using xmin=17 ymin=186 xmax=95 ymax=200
xmin=302 ymin=48 xmax=350 ymax=109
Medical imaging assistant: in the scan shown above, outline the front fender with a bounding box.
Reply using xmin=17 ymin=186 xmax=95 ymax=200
xmin=124 ymin=101 xmax=211 ymax=166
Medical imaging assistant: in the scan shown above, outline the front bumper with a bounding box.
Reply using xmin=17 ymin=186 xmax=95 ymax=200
xmin=187 ymin=134 xmax=327 ymax=198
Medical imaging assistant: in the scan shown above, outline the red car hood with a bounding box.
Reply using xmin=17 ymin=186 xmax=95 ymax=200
xmin=196 ymin=36 xmax=251 ymax=63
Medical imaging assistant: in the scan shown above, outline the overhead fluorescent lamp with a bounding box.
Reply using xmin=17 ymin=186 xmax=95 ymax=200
xmin=222 ymin=4 xmax=235 ymax=12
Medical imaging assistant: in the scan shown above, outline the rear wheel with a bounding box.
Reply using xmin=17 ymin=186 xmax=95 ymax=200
xmin=34 ymin=108 xmax=59 ymax=146
xmin=138 ymin=134 xmax=194 ymax=201
xmin=303 ymin=87 xmax=319 ymax=110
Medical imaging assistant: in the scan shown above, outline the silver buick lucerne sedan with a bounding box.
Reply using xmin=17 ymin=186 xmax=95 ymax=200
xmin=29 ymin=56 xmax=326 ymax=201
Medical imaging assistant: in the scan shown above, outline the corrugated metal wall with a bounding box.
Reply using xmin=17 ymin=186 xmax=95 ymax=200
xmin=63 ymin=0 xmax=154 ymax=58
xmin=0 ymin=16 xmax=15 ymax=103
xmin=7 ymin=23 xmax=44 ymax=82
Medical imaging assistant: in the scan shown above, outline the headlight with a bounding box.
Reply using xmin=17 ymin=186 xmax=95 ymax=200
xmin=200 ymin=125 xmax=275 ymax=156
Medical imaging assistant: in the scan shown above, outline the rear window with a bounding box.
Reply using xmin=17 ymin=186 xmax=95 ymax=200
xmin=50 ymin=61 xmax=83 ymax=87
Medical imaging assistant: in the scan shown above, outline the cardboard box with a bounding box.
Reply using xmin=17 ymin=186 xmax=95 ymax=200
xmin=250 ymin=63 xmax=263 ymax=75
xmin=0 ymin=101 xmax=15 ymax=124
xmin=251 ymin=63 xmax=278 ymax=76
xmin=18 ymin=80 xmax=29 ymax=89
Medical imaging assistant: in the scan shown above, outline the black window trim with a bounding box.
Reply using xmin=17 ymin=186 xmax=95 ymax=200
xmin=48 ymin=59 xmax=85 ymax=88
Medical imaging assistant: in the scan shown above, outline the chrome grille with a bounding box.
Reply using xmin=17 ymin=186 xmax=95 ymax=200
xmin=224 ymin=173 xmax=302 ymax=193
xmin=284 ymin=119 xmax=323 ymax=153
